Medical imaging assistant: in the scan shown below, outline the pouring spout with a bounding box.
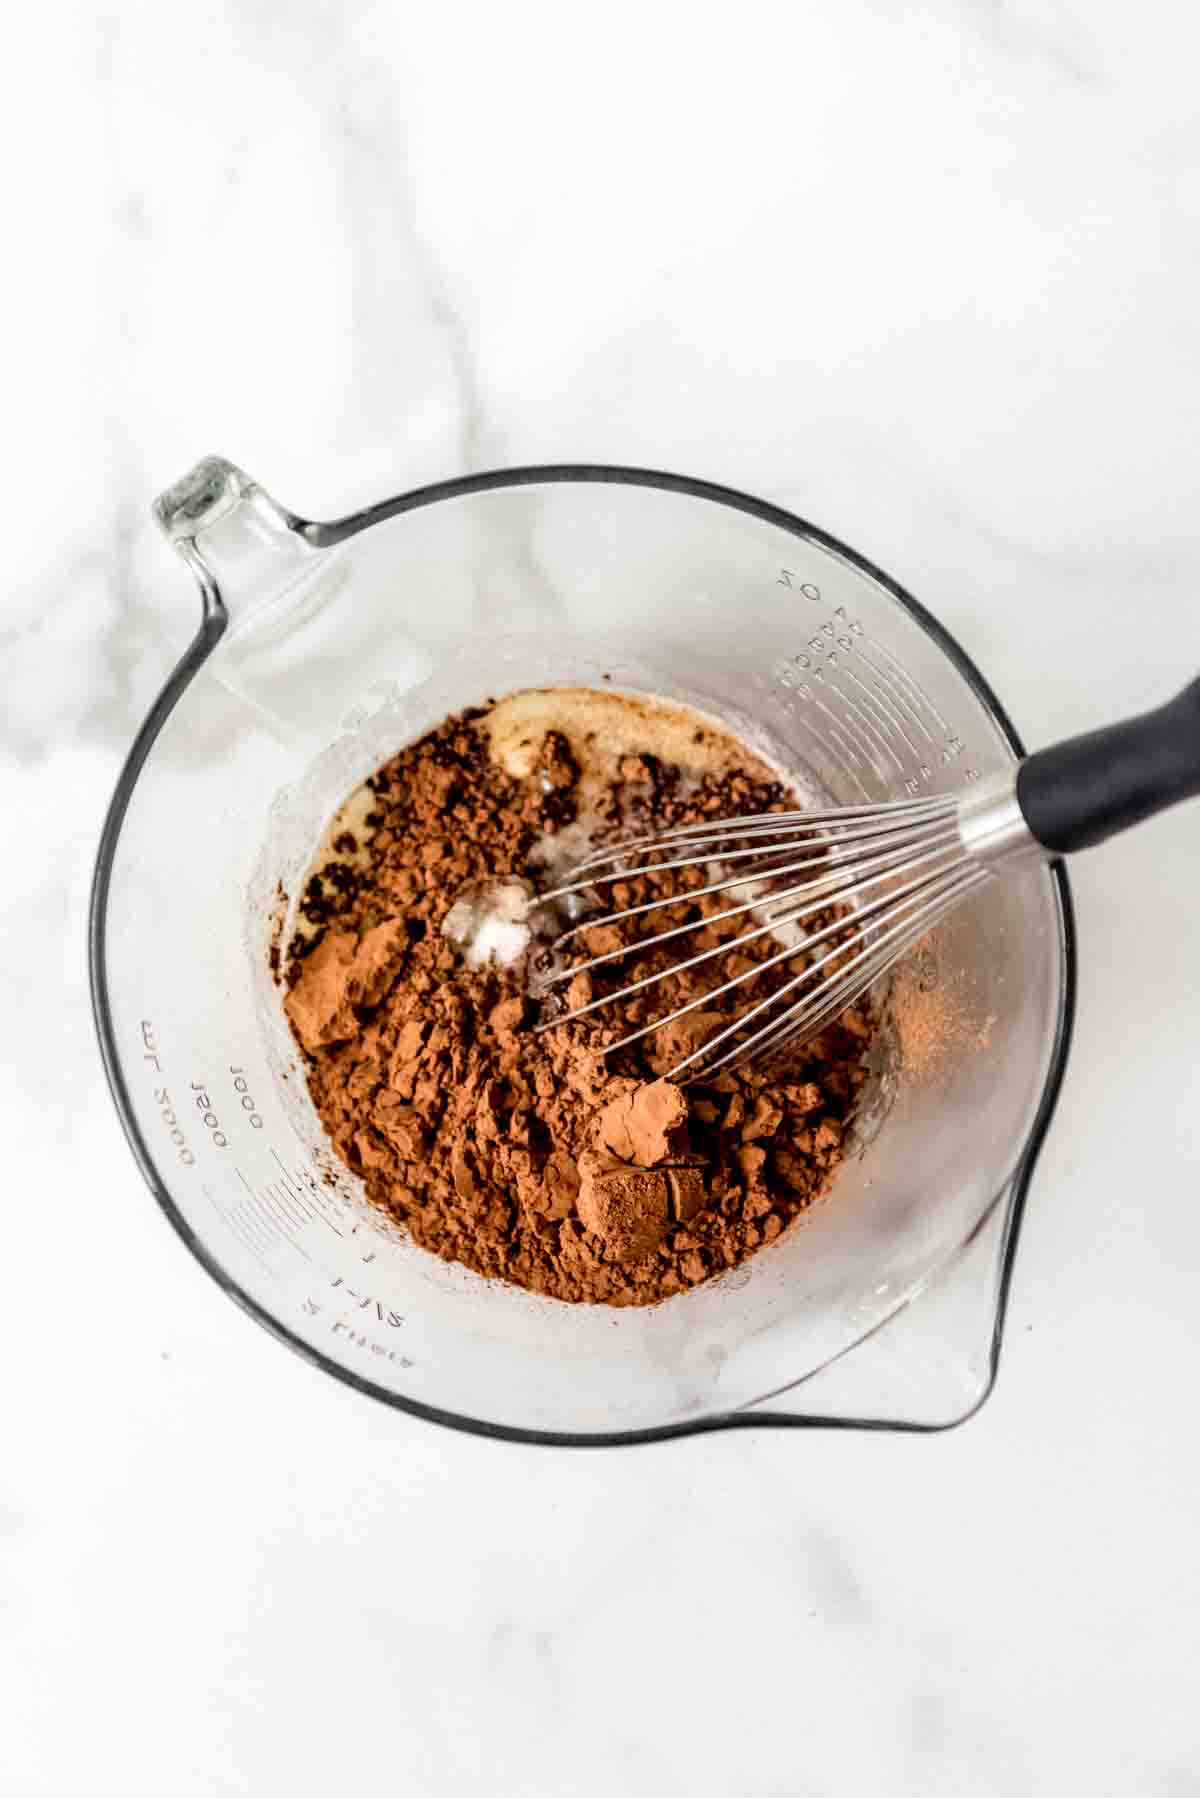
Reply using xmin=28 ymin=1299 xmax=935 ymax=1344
xmin=153 ymin=455 xmax=322 ymax=631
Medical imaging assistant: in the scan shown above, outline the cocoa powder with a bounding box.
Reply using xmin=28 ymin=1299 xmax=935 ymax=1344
xmin=281 ymin=698 xmax=873 ymax=1306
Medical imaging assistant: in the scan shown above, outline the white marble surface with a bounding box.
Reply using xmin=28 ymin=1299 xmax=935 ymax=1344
xmin=4 ymin=0 xmax=1200 ymax=1790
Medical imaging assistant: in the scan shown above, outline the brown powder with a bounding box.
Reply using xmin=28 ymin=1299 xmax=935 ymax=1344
xmin=890 ymin=935 xmax=995 ymax=1082
xmin=280 ymin=698 xmax=874 ymax=1306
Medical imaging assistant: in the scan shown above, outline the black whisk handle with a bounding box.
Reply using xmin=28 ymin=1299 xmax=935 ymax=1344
xmin=1016 ymin=674 xmax=1200 ymax=854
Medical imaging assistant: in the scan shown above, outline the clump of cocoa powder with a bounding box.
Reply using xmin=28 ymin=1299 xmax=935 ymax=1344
xmin=280 ymin=703 xmax=872 ymax=1305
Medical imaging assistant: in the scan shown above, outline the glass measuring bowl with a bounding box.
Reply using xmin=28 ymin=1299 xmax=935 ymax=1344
xmin=89 ymin=459 xmax=1074 ymax=1444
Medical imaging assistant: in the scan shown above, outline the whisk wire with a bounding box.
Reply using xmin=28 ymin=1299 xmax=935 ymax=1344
xmin=541 ymin=802 xmax=961 ymax=905
xmin=533 ymin=676 xmax=1196 ymax=1075
xmin=561 ymin=792 xmax=962 ymax=877
xmin=696 ymin=866 xmax=991 ymax=1078
xmin=654 ymin=860 xmax=982 ymax=1079
xmin=531 ymin=780 xmax=1023 ymax=1078
xmin=582 ymin=850 xmax=979 ymax=1066
xmin=540 ymin=817 xmax=963 ymax=959
xmin=536 ymin=826 xmax=966 ymax=1016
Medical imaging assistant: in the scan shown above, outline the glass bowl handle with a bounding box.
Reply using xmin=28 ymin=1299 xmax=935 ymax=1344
xmin=153 ymin=455 xmax=322 ymax=635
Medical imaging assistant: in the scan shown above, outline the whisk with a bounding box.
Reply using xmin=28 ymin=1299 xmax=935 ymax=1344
xmin=535 ymin=675 xmax=1200 ymax=1080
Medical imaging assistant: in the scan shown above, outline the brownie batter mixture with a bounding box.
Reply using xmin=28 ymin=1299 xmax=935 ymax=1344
xmin=280 ymin=691 xmax=872 ymax=1305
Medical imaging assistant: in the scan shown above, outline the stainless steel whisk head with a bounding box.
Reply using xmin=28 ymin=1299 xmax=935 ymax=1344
xmin=534 ymin=779 xmax=1015 ymax=1080
xmin=533 ymin=672 xmax=1200 ymax=1080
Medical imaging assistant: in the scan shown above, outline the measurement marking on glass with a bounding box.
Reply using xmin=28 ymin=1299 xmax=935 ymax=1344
xmin=824 ymin=685 xmax=904 ymax=776
xmin=209 ymin=1186 xmax=273 ymax=1273
xmin=270 ymin=1150 xmax=322 ymax=1222
xmin=262 ymin=1179 xmax=310 ymax=1242
xmin=244 ymin=1203 xmax=284 ymax=1257
xmin=273 ymin=1186 xmax=317 ymax=1247
xmin=828 ymin=677 xmax=908 ymax=772
xmin=835 ymin=663 xmax=908 ymax=751
xmin=853 ymin=647 xmax=935 ymax=745
xmin=230 ymin=1215 xmax=273 ymax=1273
xmin=869 ymin=671 xmax=933 ymax=746
xmin=230 ymin=1196 xmax=276 ymax=1261
xmin=259 ymin=1178 xmax=297 ymax=1228
xmin=284 ymin=1155 xmax=345 ymax=1237
xmin=235 ymin=1182 xmax=288 ymax=1250
xmin=823 ymin=713 xmax=869 ymax=772
xmin=271 ymin=1202 xmax=313 ymax=1261
xmin=282 ymin=1173 xmax=330 ymax=1229
xmin=256 ymin=1200 xmax=308 ymax=1260
xmin=841 ymin=663 xmax=921 ymax=758
xmin=277 ymin=1182 xmax=316 ymax=1231
xmin=263 ymin=1177 xmax=308 ymax=1232
xmin=791 ymin=712 xmax=874 ymax=802
xmin=236 ymin=1168 xmax=313 ymax=1262
xmin=865 ymin=638 xmax=950 ymax=734
xmin=822 ymin=697 xmax=884 ymax=775
xmin=858 ymin=646 xmax=937 ymax=739
xmin=259 ymin=1181 xmax=303 ymax=1241
xmin=828 ymin=713 xmax=882 ymax=780
xmin=292 ymin=1160 xmax=338 ymax=1211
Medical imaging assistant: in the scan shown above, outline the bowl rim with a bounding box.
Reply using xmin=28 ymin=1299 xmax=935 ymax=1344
xmin=89 ymin=461 xmax=1077 ymax=1447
